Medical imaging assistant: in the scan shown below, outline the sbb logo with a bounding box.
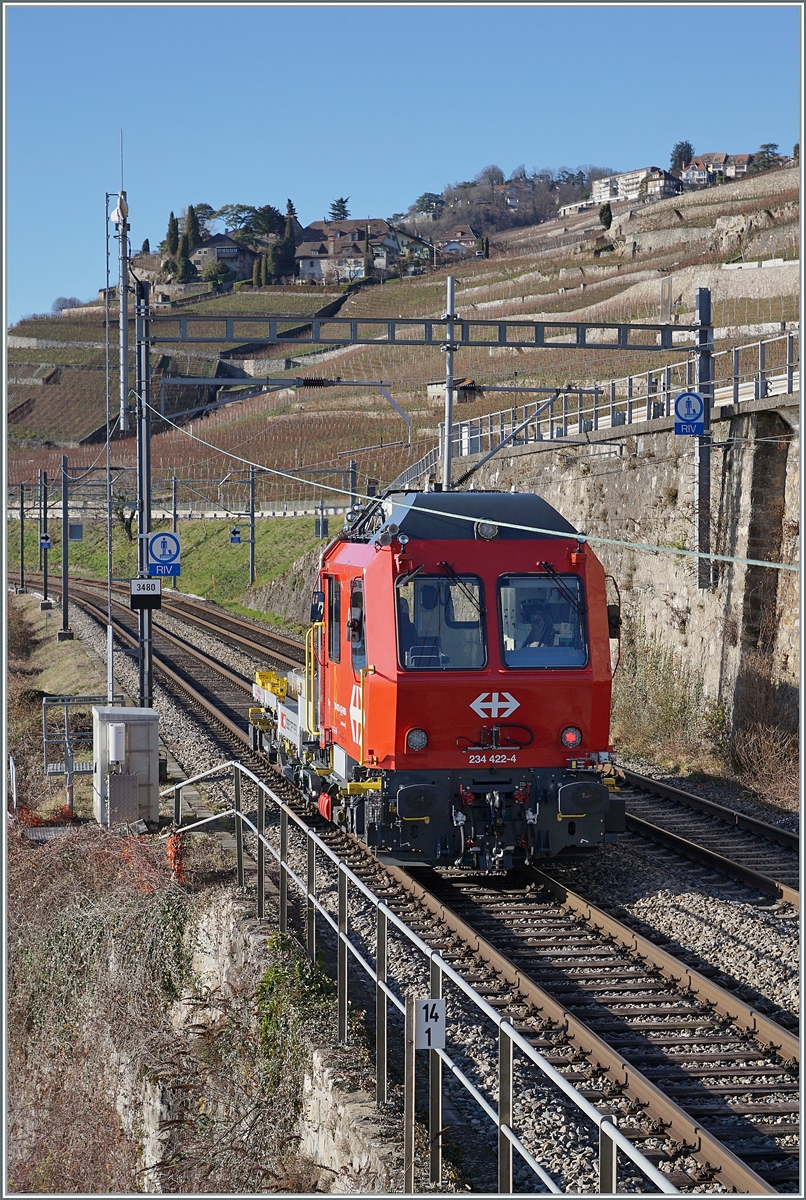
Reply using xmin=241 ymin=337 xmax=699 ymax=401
xmin=469 ymin=692 xmax=520 ymax=719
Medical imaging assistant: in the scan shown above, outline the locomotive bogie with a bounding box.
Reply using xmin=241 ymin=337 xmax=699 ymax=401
xmin=248 ymin=490 xmax=624 ymax=865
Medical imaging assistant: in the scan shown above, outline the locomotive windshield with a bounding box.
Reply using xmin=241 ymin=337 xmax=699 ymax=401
xmin=499 ymin=574 xmax=588 ymax=668
xmin=396 ymin=575 xmax=486 ymax=670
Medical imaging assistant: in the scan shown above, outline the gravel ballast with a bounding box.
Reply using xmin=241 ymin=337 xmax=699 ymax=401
xmin=64 ymin=603 xmax=798 ymax=1193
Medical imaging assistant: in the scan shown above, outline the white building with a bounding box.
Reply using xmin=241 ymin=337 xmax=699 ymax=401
xmin=591 ymin=167 xmax=678 ymax=205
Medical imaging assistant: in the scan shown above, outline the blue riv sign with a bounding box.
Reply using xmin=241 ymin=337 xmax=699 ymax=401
xmin=148 ymin=531 xmax=181 ymax=577
xmin=674 ymin=390 xmax=705 ymax=436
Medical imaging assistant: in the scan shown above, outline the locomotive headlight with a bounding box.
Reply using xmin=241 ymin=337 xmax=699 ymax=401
xmin=561 ymin=726 xmax=583 ymax=749
xmin=406 ymin=728 xmax=428 ymax=751
xmin=397 ymin=533 xmax=409 ymax=545
xmin=475 ymin=521 xmax=499 ymax=540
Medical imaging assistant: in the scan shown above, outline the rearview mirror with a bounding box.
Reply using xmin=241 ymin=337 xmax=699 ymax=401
xmin=310 ymin=591 xmax=325 ymax=623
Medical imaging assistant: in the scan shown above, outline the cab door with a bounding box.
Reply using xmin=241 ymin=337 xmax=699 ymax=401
xmin=323 ymin=574 xmax=347 ymax=743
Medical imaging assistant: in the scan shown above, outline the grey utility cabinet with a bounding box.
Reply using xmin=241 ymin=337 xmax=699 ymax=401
xmin=92 ymin=706 xmax=159 ymax=826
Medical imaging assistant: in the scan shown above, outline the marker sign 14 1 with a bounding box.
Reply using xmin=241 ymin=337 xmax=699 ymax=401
xmin=415 ymin=998 xmax=446 ymax=1049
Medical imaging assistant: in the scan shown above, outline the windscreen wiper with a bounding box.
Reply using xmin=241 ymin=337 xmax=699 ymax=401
xmin=538 ymin=560 xmax=587 ymax=616
xmin=437 ymin=560 xmax=486 ymax=616
xmin=396 ymin=564 xmax=424 ymax=586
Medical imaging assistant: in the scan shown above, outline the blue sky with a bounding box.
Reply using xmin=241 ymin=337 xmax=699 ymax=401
xmin=5 ymin=4 xmax=801 ymax=325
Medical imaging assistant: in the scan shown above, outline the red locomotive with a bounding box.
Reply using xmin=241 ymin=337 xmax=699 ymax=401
xmin=249 ymin=490 xmax=624 ymax=868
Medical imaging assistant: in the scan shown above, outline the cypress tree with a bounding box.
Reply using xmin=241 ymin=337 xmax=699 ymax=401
xmin=267 ymin=243 xmax=280 ymax=281
xmin=261 ymin=253 xmax=269 ymax=286
xmin=275 ymin=203 xmax=298 ymax=278
xmin=167 ymin=212 xmax=179 ymax=256
xmin=186 ymin=205 xmax=201 ymax=251
xmin=175 ymin=232 xmax=194 ymax=282
xmin=252 ymin=256 xmax=261 ymax=288
xmin=363 ymin=224 xmax=373 ymax=279
xmin=141 ymin=238 xmax=150 ymax=254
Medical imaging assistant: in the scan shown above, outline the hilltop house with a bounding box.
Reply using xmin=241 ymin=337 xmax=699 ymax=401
xmin=190 ymin=233 xmax=257 ymax=280
xmin=437 ymin=226 xmax=480 ymax=254
xmin=680 ymin=159 xmax=708 ymax=186
xmin=301 ymin=219 xmax=400 ymax=255
xmin=591 ymin=167 xmax=680 ymax=204
xmin=394 ymin=228 xmax=434 ymax=262
xmin=492 ymin=179 xmax=535 ymax=208
xmin=724 ymin=154 xmax=754 ymax=178
xmin=681 ymin=153 xmax=754 ymax=185
xmin=642 ymin=167 xmax=683 ymax=199
xmin=294 ymin=218 xmax=406 ymax=282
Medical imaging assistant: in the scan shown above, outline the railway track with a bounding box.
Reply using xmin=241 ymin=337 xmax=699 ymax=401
xmin=393 ymin=865 xmax=800 ymax=1193
xmin=50 ymin=580 xmax=801 ymax=1193
xmin=19 ymin=571 xmax=799 ymax=911
xmin=17 ymin=572 xmax=304 ymax=670
xmin=618 ymin=768 xmax=799 ymax=908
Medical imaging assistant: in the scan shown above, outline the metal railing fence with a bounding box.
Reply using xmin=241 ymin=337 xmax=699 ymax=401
xmin=434 ymin=329 xmax=798 ymax=467
xmin=161 ymin=759 xmax=678 ymax=1194
xmin=390 ymin=445 xmax=441 ymax=491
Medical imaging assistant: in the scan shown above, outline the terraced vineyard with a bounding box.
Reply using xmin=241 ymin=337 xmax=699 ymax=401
xmin=7 ymin=167 xmax=798 ymax=501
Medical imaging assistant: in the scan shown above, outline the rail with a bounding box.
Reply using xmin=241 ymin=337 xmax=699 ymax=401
xmin=161 ymin=759 xmax=678 ymax=1194
xmin=412 ymin=329 xmax=797 ymax=479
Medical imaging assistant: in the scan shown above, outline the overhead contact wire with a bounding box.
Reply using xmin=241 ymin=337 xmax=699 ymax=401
xmin=146 ymin=403 xmax=799 ymax=574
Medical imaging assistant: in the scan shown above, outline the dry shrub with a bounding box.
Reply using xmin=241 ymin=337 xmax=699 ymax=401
xmin=6 ymin=826 xmax=190 ymax=1193
xmin=151 ymin=935 xmax=336 ymax=1193
xmin=7 ymin=829 xmax=335 ymax=1193
xmin=7 ymin=595 xmax=38 ymax=659
xmin=611 ymin=613 xmax=720 ymax=767
xmin=730 ymin=724 xmax=799 ymax=810
xmin=613 ymin=616 xmax=799 ymax=810
xmin=8 ymin=1054 xmax=141 ymax=1193
xmin=729 ymin=652 xmax=799 ymax=810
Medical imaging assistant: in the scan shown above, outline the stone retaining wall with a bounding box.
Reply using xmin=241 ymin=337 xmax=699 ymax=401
xmin=468 ymin=394 xmax=799 ymax=731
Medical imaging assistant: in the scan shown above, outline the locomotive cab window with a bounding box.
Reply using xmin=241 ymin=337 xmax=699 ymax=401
xmin=499 ymin=574 xmax=588 ymax=668
xmin=396 ymin=575 xmax=485 ymax=670
xmin=348 ymin=578 xmax=367 ymax=670
xmin=327 ymin=576 xmax=340 ymax=663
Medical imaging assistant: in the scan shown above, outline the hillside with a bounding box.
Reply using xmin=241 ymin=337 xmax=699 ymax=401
xmin=7 ymin=168 xmax=798 ymax=505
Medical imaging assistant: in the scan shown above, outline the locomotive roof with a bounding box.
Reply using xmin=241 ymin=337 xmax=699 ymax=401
xmin=381 ymin=490 xmax=578 ymax=540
